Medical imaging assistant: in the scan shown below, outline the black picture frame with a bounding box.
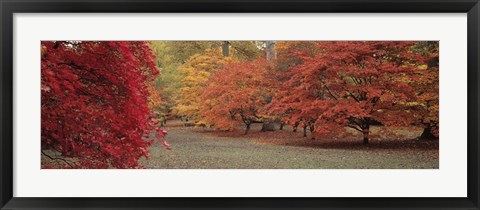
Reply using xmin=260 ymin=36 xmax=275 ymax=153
xmin=1 ymin=0 xmax=479 ymax=209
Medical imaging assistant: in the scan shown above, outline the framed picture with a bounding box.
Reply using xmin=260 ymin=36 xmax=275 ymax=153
xmin=1 ymin=0 xmax=479 ymax=209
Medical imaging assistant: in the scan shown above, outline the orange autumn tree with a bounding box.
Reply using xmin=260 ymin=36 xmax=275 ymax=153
xmin=270 ymin=41 xmax=321 ymax=137
xmin=412 ymin=42 xmax=439 ymax=140
xmin=175 ymin=49 xmax=234 ymax=125
xmin=201 ymin=58 xmax=273 ymax=133
xmin=272 ymin=41 xmax=428 ymax=144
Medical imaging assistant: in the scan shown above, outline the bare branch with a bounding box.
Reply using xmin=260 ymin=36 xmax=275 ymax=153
xmin=42 ymin=150 xmax=74 ymax=168
xmin=347 ymin=125 xmax=363 ymax=132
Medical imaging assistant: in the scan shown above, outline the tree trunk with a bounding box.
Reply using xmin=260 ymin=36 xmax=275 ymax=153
xmin=261 ymin=122 xmax=276 ymax=132
xmin=265 ymin=41 xmax=276 ymax=61
xmin=293 ymin=122 xmax=299 ymax=132
xmin=362 ymin=127 xmax=370 ymax=145
xmin=419 ymin=127 xmax=437 ymax=140
xmin=222 ymin=41 xmax=229 ymax=57
xmin=303 ymin=126 xmax=307 ymax=137
xmin=279 ymin=123 xmax=284 ymax=130
xmin=309 ymin=124 xmax=315 ymax=140
xmin=245 ymin=123 xmax=251 ymax=134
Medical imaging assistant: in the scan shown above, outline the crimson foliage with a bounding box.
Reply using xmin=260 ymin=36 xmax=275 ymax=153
xmin=41 ymin=41 xmax=166 ymax=168
xmin=271 ymin=41 xmax=430 ymax=143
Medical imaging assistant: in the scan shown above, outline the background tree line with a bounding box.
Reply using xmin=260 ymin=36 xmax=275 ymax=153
xmin=149 ymin=41 xmax=439 ymax=144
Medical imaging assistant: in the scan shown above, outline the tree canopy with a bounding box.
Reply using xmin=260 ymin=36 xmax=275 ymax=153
xmin=41 ymin=41 xmax=167 ymax=168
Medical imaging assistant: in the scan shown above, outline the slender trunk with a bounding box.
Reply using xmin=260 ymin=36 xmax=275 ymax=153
xmin=309 ymin=124 xmax=315 ymax=140
xmin=279 ymin=123 xmax=284 ymax=130
xmin=303 ymin=126 xmax=307 ymax=137
xmin=293 ymin=122 xmax=299 ymax=132
xmin=222 ymin=41 xmax=229 ymax=57
xmin=420 ymin=127 xmax=437 ymax=140
xmin=265 ymin=41 xmax=276 ymax=61
xmin=362 ymin=127 xmax=370 ymax=145
xmin=245 ymin=123 xmax=251 ymax=134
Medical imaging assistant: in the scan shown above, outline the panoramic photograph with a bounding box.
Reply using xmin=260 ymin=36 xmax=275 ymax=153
xmin=41 ymin=41 xmax=439 ymax=169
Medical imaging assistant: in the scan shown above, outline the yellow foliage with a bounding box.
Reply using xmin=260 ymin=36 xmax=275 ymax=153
xmin=418 ymin=64 xmax=428 ymax=70
xmin=175 ymin=49 xmax=235 ymax=124
xmin=147 ymin=81 xmax=163 ymax=112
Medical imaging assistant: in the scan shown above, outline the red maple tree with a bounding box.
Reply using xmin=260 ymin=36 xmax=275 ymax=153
xmin=271 ymin=41 xmax=428 ymax=144
xmin=269 ymin=41 xmax=320 ymax=136
xmin=41 ymin=41 xmax=166 ymax=168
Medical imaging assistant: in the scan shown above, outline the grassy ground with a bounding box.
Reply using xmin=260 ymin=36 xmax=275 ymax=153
xmin=139 ymin=120 xmax=439 ymax=169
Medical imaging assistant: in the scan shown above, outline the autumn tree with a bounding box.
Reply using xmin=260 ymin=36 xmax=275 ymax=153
xmin=201 ymin=59 xmax=273 ymax=133
xmin=411 ymin=41 xmax=439 ymax=140
xmin=175 ymin=49 xmax=234 ymax=124
xmin=258 ymin=41 xmax=277 ymax=132
xmin=147 ymin=81 xmax=169 ymax=126
xmin=272 ymin=41 xmax=428 ymax=144
xmin=269 ymin=41 xmax=320 ymax=137
xmin=41 ymin=41 xmax=167 ymax=168
xmin=149 ymin=41 xmax=214 ymax=123
xmin=150 ymin=41 xmax=263 ymax=122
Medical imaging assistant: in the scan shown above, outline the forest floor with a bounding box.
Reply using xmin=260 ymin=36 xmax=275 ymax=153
xmin=139 ymin=120 xmax=439 ymax=169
